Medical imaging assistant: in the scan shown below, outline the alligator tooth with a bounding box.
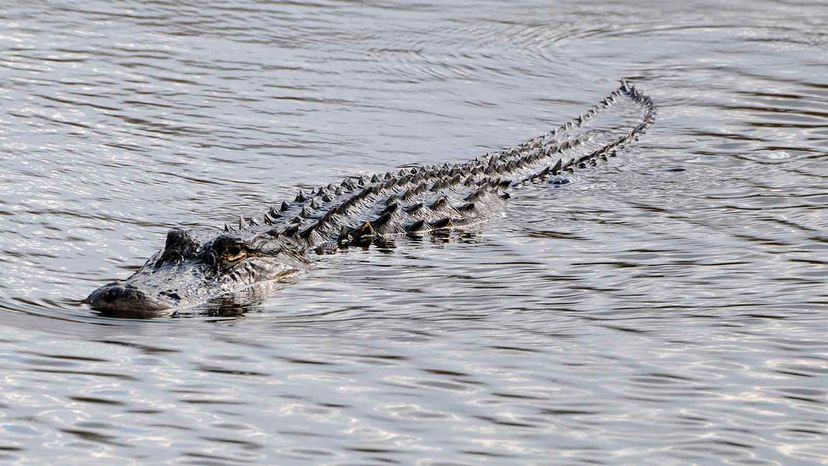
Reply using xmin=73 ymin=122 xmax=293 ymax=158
xmin=291 ymin=216 xmax=301 ymax=224
xmin=371 ymin=174 xmax=380 ymax=183
xmin=309 ymin=187 xmax=317 ymax=196
xmin=356 ymin=177 xmax=365 ymax=187
xmin=283 ymin=224 xmax=299 ymax=236
xmin=334 ymin=187 xmax=343 ymax=196
xmin=266 ymin=228 xmax=280 ymax=238
xmin=384 ymin=172 xmax=392 ymax=180
xmin=224 ymin=223 xmax=232 ymax=232
xmin=309 ymin=198 xmax=320 ymax=209
xmin=238 ymin=216 xmax=248 ymax=230
xmin=280 ymin=201 xmax=290 ymax=212
xmin=300 ymin=207 xmax=311 ymax=218
xmin=249 ymin=217 xmax=260 ymax=226
xmin=263 ymin=213 xmax=275 ymax=225
xmin=295 ymin=190 xmax=306 ymax=203
xmin=322 ymin=194 xmax=332 ymax=203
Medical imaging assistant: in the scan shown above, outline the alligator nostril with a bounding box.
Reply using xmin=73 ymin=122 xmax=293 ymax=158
xmin=86 ymin=283 xmax=168 ymax=311
xmin=101 ymin=284 xmax=142 ymax=302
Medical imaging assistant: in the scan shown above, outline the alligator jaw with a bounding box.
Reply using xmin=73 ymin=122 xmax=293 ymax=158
xmin=85 ymin=282 xmax=173 ymax=312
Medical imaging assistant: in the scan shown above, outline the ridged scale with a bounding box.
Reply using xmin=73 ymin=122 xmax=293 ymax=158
xmin=228 ymin=81 xmax=656 ymax=253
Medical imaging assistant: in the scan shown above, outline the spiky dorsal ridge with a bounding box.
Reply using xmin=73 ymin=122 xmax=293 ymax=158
xmin=239 ymin=81 xmax=656 ymax=249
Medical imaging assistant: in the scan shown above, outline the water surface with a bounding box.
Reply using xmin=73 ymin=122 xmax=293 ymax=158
xmin=1 ymin=0 xmax=826 ymax=464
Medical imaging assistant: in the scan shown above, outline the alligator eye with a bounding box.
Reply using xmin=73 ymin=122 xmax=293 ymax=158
xmin=223 ymin=244 xmax=247 ymax=263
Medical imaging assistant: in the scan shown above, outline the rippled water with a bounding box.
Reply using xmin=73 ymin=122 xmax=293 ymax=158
xmin=1 ymin=0 xmax=826 ymax=463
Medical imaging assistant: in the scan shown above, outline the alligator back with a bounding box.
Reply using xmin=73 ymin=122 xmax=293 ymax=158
xmin=233 ymin=81 xmax=656 ymax=252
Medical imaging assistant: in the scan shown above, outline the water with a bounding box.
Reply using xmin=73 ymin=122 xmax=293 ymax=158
xmin=1 ymin=0 xmax=826 ymax=463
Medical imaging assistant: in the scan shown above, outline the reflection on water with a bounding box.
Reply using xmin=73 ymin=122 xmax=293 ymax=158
xmin=0 ymin=0 xmax=826 ymax=463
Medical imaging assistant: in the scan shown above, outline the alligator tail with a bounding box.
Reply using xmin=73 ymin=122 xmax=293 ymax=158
xmin=498 ymin=79 xmax=657 ymax=186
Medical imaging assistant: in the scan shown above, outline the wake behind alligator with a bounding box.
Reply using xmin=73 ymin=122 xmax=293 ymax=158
xmin=86 ymin=81 xmax=656 ymax=313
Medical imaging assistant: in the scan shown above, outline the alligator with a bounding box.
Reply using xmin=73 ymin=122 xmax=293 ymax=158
xmin=86 ymin=81 xmax=656 ymax=313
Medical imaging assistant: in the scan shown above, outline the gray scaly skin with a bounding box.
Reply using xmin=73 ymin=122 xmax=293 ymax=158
xmin=86 ymin=81 xmax=656 ymax=312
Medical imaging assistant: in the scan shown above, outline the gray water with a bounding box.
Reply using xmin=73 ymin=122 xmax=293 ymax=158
xmin=1 ymin=0 xmax=826 ymax=464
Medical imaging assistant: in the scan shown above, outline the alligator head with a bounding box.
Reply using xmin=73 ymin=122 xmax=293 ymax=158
xmin=85 ymin=226 xmax=309 ymax=312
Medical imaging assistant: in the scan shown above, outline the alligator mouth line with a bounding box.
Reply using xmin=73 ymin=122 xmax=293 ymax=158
xmin=86 ymin=81 xmax=656 ymax=314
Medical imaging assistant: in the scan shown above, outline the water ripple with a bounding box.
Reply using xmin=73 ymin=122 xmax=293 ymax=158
xmin=0 ymin=0 xmax=827 ymax=464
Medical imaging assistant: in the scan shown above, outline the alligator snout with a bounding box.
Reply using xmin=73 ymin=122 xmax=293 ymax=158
xmin=85 ymin=282 xmax=170 ymax=311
